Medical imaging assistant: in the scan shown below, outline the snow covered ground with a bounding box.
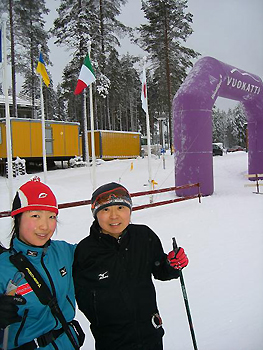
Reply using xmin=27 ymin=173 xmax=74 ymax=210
xmin=0 ymin=151 xmax=262 ymax=350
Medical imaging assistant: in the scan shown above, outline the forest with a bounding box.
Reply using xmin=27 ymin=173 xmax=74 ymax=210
xmin=0 ymin=0 xmax=247 ymax=152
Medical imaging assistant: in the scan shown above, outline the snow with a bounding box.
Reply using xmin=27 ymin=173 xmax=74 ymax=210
xmin=0 ymin=151 xmax=262 ymax=350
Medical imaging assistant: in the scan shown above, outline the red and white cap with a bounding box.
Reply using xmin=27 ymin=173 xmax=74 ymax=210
xmin=11 ymin=176 xmax=58 ymax=217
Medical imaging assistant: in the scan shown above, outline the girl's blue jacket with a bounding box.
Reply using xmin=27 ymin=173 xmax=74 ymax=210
xmin=0 ymin=237 xmax=78 ymax=349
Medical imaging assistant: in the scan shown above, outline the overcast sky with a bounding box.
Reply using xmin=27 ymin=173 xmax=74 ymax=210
xmin=45 ymin=0 xmax=263 ymax=111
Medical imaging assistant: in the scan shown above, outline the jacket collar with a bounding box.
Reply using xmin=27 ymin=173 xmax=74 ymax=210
xmin=12 ymin=237 xmax=50 ymax=260
xmin=90 ymin=220 xmax=129 ymax=247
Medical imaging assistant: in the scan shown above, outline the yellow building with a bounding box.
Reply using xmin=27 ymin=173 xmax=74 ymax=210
xmin=0 ymin=118 xmax=80 ymax=171
xmin=86 ymin=130 xmax=141 ymax=159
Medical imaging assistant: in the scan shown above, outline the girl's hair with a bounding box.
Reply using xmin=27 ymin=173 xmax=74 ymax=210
xmin=10 ymin=214 xmax=22 ymax=248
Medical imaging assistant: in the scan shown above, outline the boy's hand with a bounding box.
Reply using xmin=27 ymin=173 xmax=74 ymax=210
xmin=167 ymin=247 xmax=188 ymax=270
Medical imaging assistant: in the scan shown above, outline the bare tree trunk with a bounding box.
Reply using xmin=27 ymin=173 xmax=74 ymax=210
xmin=30 ymin=24 xmax=36 ymax=118
xmin=94 ymin=88 xmax=98 ymax=129
xmin=106 ymin=95 xmax=111 ymax=129
xmin=126 ymin=107 xmax=128 ymax=131
xmin=78 ymin=0 xmax=89 ymax=159
xmin=111 ymin=98 xmax=115 ymax=130
xmin=130 ymin=92 xmax=134 ymax=131
xmin=99 ymin=0 xmax=107 ymax=129
xmin=134 ymin=102 xmax=138 ymax=132
xmin=99 ymin=0 xmax=105 ymax=62
xmin=164 ymin=6 xmax=173 ymax=153
xmin=9 ymin=0 xmax=17 ymax=117
xmin=119 ymin=105 xmax=122 ymax=131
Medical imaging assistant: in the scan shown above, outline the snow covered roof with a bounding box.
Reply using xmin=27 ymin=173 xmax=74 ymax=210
xmin=0 ymin=95 xmax=33 ymax=107
xmin=0 ymin=117 xmax=80 ymax=125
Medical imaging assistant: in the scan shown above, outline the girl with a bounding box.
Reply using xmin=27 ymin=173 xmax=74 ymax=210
xmin=0 ymin=177 xmax=84 ymax=349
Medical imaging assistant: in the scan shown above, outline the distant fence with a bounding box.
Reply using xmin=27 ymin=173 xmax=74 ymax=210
xmin=244 ymin=173 xmax=263 ymax=194
xmin=0 ymin=183 xmax=201 ymax=219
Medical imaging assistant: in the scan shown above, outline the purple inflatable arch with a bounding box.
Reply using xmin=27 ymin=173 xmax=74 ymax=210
xmin=173 ymin=56 xmax=263 ymax=196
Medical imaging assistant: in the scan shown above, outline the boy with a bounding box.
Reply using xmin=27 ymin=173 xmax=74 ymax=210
xmin=73 ymin=182 xmax=188 ymax=350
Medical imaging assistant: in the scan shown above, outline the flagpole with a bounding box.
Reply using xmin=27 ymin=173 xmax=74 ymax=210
xmin=88 ymin=43 xmax=97 ymax=190
xmin=39 ymin=73 xmax=48 ymax=183
xmin=142 ymin=57 xmax=153 ymax=202
xmin=36 ymin=46 xmax=50 ymax=183
xmin=2 ymin=13 xmax=13 ymax=208
xmin=83 ymin=89 xmax=89 ymax=164
xmin=37 ymin=45 xmax=47 ymax=183
xmin=74 ymin=45 xmax=96 ymax=188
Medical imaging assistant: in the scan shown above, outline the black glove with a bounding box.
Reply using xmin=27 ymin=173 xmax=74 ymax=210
xmin=0 ymin=294 xmax=26 ymax=329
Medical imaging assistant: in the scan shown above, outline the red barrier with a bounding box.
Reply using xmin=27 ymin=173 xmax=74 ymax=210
xmin=0 ymin=183 xmax=201 ymax=218
xmin=132 ymin=194 xmax=200 ymax=211
xmin=130 ymin=183 xmax=200 ymax=198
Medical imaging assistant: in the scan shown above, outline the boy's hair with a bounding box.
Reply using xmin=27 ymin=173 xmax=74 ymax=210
xmin=91 ymin=182 xmax=132 ymax=218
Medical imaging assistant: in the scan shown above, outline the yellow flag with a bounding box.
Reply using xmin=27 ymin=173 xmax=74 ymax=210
xmin=36 ymin=52 xmax=50 ymax=87
xmin=151 ymin=180 xmax=158 ymax=189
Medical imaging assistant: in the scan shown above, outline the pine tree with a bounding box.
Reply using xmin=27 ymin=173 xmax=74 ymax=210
xmin=119 ymin=54 xmax=141 ymax=132
xmin=227 ymin=104 xmax=247 ymax=148
xmin=0 ymin=1 xmax=52 ymax=119
xmin=60 ymin=61 xmax=82 ymax=122
xmin=136 ymin=0 xmax=199 ymax=150
xmin=13 ymin=0 xmax=50 ymax=118
xmin=212 ymin=104 xmax=247 ymax=149
xmin=51 ymin=0 xmax=130 ymax=129
xmin=9 ymin=0 xmax=18 ymax=117
xmin=104 ymin=52 xmax=140 ymax=131
xmin=212 ymin=107 xmax=227 ymax=146
xmin=56 ymin=84 xmax=67 ymax=121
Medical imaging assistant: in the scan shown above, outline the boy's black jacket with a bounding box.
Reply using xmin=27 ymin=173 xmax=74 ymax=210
xmin=73 ymin=221 xmax=180 ymax=350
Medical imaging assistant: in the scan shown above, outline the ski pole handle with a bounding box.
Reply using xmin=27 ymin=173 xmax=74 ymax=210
xmin=172 ymin=237 xmax=180 ymax=255
xmin=5 ymin=272 xmax=24 ymax=296
xmin=5 ymin=280 xmax=18 ymax=296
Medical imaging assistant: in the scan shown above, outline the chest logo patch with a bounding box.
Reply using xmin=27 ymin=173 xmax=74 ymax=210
xmin=59 ymin=266 xmax=67 ymax=277
xmin=27 ymin=250 xmax=38 ymax=257
xmin=98 ymin=271 xmax=109 ymax=280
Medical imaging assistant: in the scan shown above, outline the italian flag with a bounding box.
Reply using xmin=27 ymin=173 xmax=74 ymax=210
xmin=74 ymin=54 xmax=96 ymax=95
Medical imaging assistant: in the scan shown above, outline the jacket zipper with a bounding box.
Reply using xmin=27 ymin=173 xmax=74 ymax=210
xmin=92 ymin=290 xmax=99 ymax=326
xmin=14 ymin=308 xmax=29 ymax=347
xmin=40 ymin=253 xmax=59 ymax=328
xmin=41 ymin=253 xmax=57 ymax=296
xmin=67 ymin=295 xmax=75 ymax=311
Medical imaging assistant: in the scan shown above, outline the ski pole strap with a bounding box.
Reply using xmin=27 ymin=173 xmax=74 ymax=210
xmin=9 ymin=252 xmax=83 ymax=350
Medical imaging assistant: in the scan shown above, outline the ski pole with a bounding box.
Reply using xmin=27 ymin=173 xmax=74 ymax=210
xmin=3 ymin=272 xmax=24 ymax=350
xmin=172 ymin=237 xmax=198 ymax=350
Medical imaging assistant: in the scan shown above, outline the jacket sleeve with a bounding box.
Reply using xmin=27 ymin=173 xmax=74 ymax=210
xmin=149 ymin=228 xmax=180 ymax=281
xmin=72 ymin=239 xmax=91 ymax=315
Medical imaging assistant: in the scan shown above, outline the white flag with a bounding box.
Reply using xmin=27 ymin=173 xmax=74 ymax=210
xmin=141 ymin=67 xmax=148 ymax=113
